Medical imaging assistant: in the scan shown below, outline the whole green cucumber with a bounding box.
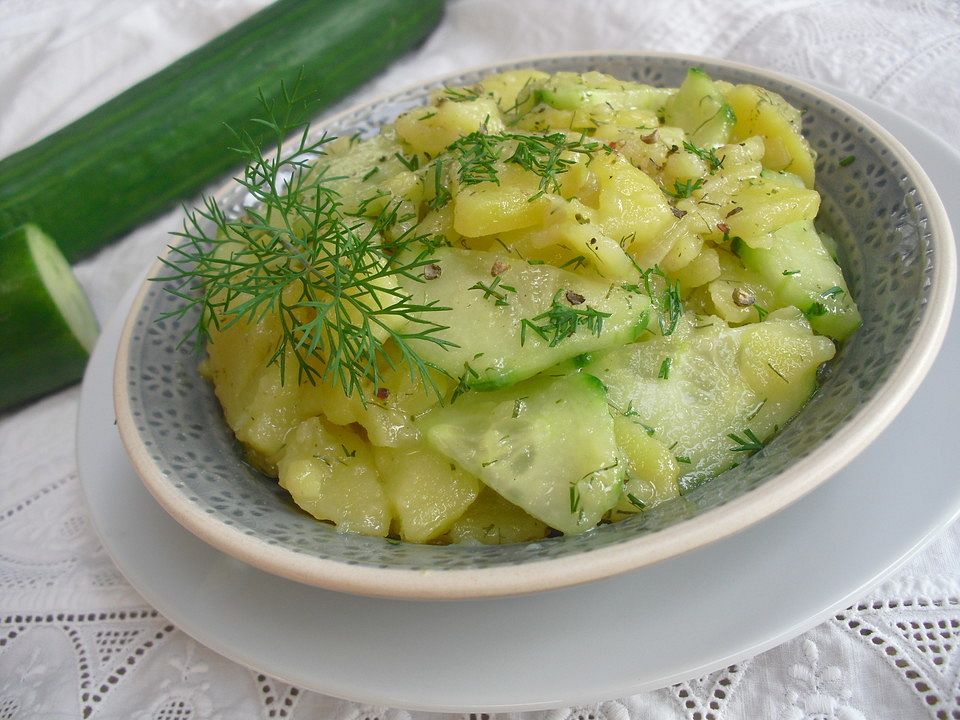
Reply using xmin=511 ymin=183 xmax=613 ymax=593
xmin=0 ymin=224 xmax=99 ymax=409
xmin=0 ymin=0 xmax=444 ymax=261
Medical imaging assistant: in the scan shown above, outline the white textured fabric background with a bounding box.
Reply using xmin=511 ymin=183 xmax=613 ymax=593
xmin=1 ymin=1 xmax=960 ymax=718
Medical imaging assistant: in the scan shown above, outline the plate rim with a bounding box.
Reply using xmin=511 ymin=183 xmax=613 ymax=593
xmin=113 ymin=51 xmax=956 ymax=600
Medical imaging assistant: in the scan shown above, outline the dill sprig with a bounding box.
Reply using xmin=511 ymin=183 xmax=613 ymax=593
xmin=469 ymin=275 xmax=517 ymax=306
xmin=682 ymin=140 xmax=724 ymax=172
xmin=156 ymin=80 xmax=455 ymax=401
xmin=441 ymin=86 xmax=482 ymax=103
xmin=727 ymin=428 xmax=764 ymax=453
xmin=520 ymin=289 xmax=611 ymax=347
xmin=635 ymin=265 xmax=683 ymax=336
xmin=446 ymin=130 xmax=602 ymax=199
xmin=666 ymin=177 xmax=704 ymax=199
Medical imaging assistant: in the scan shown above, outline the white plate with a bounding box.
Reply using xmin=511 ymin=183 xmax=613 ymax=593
xmin=78 ymin=87 xmax=960 ymax=712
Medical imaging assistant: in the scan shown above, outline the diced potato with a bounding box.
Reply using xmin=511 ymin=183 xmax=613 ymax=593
xmin=716 ymin=135 xmax=765 ymax=169
xmin=735 ymin=308 xmax=837 ymax=439
xmin=706 ymin=278 xmax=776 ymax=325
xmin=444 ymin=488 xmax=549 ymax=545
xmin=373 ymin=445 xmax=480 ymax=543
xmin=506 ymin=198 xmax=637 ymax=281
xmin=592 ymin=125 xmax=670 ymax=179
xmin=724 ymin=176 xmax=820 ymax=240
xmin=612 ymin=416 xmax=681 ymax=516
xmin=669 ymin=247 xmax=721 ymax=289
xmin=700 ymin=249 xmax=776 ymax=325
xmin=660 ymin=148 xmax=708 ymax=191
xmin=312 ymin=131 xmax=408 ymax=215
xmin=477 ymin=69 xmax=549 ymax=116
xmin=205 ymin=307 xmax=334 ymax=473
xmin=203 ymin=307 xmax=280 ymax=432
xmin=659 ymin=225 xmax=703 ymax=273
xmin=396 ymin=97 xmax=504 ymax=157
xmin=277 ymin=418 xmax=391 ymax=537
xmin=594 ymin=153 xmax=675 ymax=256
xmin=417 ymin=204 xmax=460 ymax=247
xmin=453 ymin=163 xmax=553 ymax=237
xmin=726 ymin=84 xmax=817 ymax=187
xmin=358 ymin=363 xmax=450 ymax=448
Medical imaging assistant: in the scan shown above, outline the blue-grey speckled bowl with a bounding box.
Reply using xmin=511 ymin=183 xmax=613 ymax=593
xmin=114 ymin=54 xmax=955 ymax=599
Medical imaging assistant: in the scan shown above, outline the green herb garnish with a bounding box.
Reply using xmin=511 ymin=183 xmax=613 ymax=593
xmin=394 ymin=151 xmax=420 ymax=171
xmin=469 ymin=275 xmax=517 ymax=306
xmin=450 ymin=362 xmax=480 ymax=403
xmin=446 ymin=130 xmax=601 ymax=200
xmin=569 ymin=483 xmax=582 ymax=514
xmin=727 ymin=428 xmax=764 ymax=453
xmin=158 ymin=86 xmax=454 ymax=402
xmin=658 ymin=357 xmax=672 ymax=379
xmin=520 ymin=289 xmax=611 ymax=347
xmin=441 ymin=86 xmax=481 ymax=103
xmin=427 ymin=159 xmax=452 ymax=210
xmin=667 ymin=177 xmax=704 ymax=199
xmin=804 ymin=301 xmax=829 ymax=318
xmin=682 ymin=140 xmax=724 ymax=172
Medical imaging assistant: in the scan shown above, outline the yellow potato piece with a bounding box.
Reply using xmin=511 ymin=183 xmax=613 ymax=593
xmin=595 ymin=153 xmax=675 ymax=253
xmin=669 ymin=247 xmax=721 ymax=290
xmin=724 ymin=176 xmax=820 ymax=240
xmin=374 ymin=445 xmax=480 ymax=543
xmin=612 ymin=416 xmax=681 ymax=515
xmin=726 ymin=84 xmax=817 ymax=187
xmin=396 ymin=97 xmax=504 ymax=157
xmin=453 ymin=163 xmax=553 ymax=237
xmin=444 ymin=488 xmax=549 ymax=545
xmin=477 ymin=69 xmax=549 ymax=116
xmin=278 ymin=418 xmax=391 ymax=537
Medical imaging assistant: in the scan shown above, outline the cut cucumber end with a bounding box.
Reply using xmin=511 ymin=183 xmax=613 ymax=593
xmin=24 ymin=224 xmax=99 ymax=351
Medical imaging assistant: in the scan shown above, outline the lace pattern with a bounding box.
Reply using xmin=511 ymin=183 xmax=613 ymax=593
xmin=1 ymin=0 xmax=959 ymax=717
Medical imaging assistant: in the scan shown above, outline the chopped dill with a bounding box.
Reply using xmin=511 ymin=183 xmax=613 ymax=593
xmin=520 ymin=289 xmax=611 ymax=347
xmin=156 ymin=80 xmax=455 ymax=403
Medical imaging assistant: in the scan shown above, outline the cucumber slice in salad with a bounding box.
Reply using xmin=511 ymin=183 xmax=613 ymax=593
xmin=664 ymin=67 xmax=736 ymax=146
xmin=421 ymin=372 xmax=623 ymax=535
xmin=735 ymin=219 xmax=861 ymax=341
xmin=0 ymin=224 xmax=99 ymax=409
xmin=535 ymin=71 xmax=673 ymax=112
xmin=398 ymin=248 xmax=651 ymax=390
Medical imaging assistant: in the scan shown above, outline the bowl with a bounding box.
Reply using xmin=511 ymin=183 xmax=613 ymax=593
xmin=113 ymin=53 xmax=956 ymax=599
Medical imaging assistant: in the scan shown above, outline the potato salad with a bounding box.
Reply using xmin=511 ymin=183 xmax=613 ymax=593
xmin=195 ymin=68 xmax=861 ymax=544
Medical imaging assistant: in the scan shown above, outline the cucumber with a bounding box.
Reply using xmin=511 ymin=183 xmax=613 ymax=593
xmin=421 ymin=372 xmax=622 ymax=535
xmin=0 ymin=225 xmax=98 ymax=409
xmin=587 ymin=311 xmax=832 ymax=492
xmin=735 ymin=220 xmax=862 ymax=341
xmin=397 ymin=248 xmax=652 ymax=390
xmin=663 ymin=68 xmax=736 ymax=146
xmin=0 ymin=0 xmax=443 ymax=261
xmin=535 ymin=71 xmax=673 ymax=112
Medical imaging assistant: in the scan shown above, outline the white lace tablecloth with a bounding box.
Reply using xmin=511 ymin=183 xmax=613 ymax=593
xmin=2 ymin=1 xmax=960 ymax=717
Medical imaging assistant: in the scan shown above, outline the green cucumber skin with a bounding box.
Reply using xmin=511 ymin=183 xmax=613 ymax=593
xmin=0 ymin=0 xmax=444 ymax=261
xmin=0 ymin=227 xmax=90 ymax=409
xmin=467 ymin=315 xmax=651 ymax=392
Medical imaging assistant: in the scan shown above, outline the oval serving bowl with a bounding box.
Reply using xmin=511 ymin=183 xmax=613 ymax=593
xmin=114 ymin=53 xmax=955 ymax=600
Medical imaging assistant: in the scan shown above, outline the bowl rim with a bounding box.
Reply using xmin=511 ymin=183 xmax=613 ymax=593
xmin=114 ymin=50 xmax=957 ymax=600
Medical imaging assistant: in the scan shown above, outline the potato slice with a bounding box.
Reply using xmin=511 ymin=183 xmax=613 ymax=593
xmin=278 ymin=418 xmax=391 ymax=537
xmin=374 ymin=445 xmax=480 ymax=543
